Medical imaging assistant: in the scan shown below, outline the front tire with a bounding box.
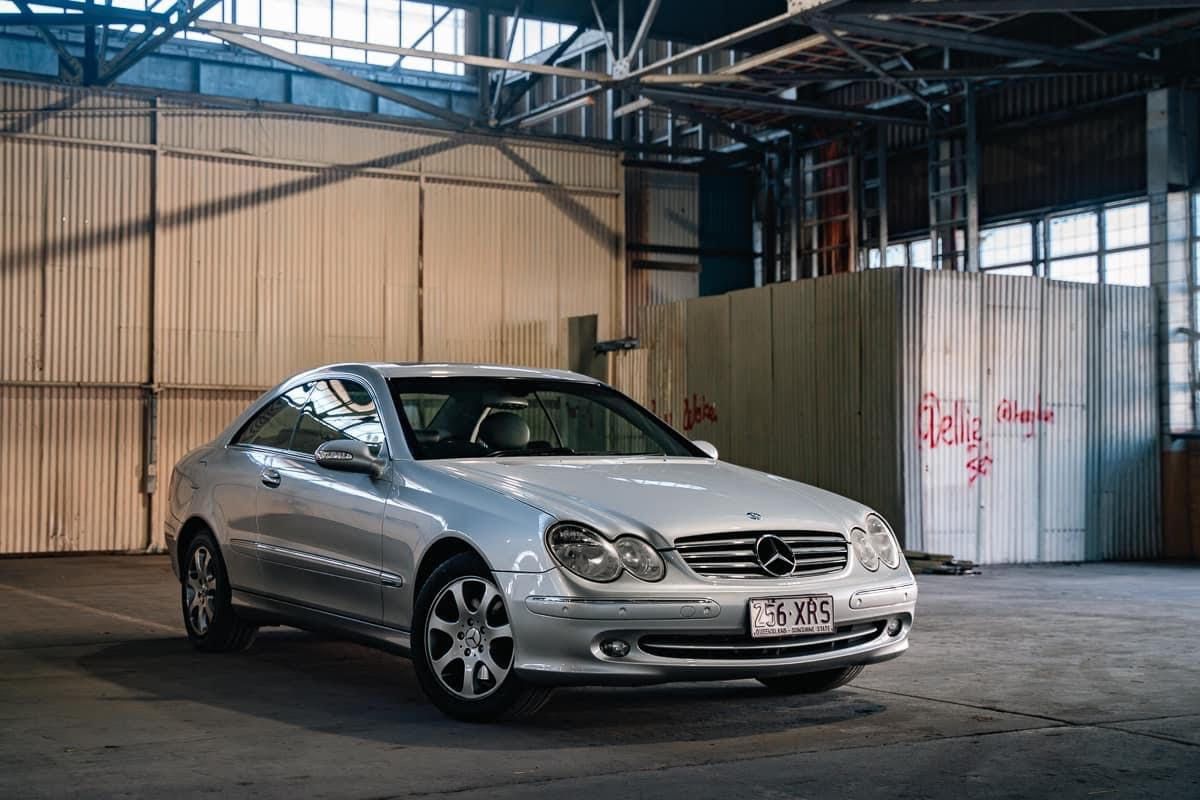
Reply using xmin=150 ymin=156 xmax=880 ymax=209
xmin=411 ymin=553 xmax=551 ymax=722
xmin=181 ymin=531 xmax=257 ymax=652
xmin=757 ymin=665 xmax=864 ymax=694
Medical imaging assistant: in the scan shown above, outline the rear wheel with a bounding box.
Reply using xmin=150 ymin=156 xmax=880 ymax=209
xmin=181 ymin=531 xmax=257 ymax=652
xmin=412 ymin=553 xmax=552 ymax=722
xmin=756 ymin=665 xmax=864 ymax=694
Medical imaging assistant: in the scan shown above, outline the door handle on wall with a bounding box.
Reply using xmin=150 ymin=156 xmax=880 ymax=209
xmin=260 ymin=468 xmax=281 ymax=488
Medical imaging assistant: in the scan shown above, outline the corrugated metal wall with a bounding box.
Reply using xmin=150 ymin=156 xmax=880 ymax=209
xmin=611 ymin=270 xmax=1160 ymax=564
xmin=0 ymin=77 xmax=623 ymax=554
xmin=625 ymin=168 xmax=700 ymax=323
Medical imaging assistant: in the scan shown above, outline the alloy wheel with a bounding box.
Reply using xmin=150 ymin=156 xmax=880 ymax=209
xmin=185 ymin=545 xmax=218 ymax=635
xmin=425 ymin=576 xmax=515 ymax=700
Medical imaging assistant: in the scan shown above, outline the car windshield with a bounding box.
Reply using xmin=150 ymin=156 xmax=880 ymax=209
xmin=389 ymin=377 xmax=701 ymax=460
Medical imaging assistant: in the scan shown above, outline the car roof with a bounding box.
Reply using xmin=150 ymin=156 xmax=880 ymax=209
xmin=341 ymin=362 xmax=600 ymax=383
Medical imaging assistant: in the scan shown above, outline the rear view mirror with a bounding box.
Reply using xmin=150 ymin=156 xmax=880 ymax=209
xmin=314 ymin=440 xmax=386 ymax=478
xmin=693 ymin=440 xmax=719 ymax=460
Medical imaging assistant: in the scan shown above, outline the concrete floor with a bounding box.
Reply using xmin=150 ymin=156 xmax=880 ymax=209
xmin=0 ymin=557 xmax=1196 ymax=799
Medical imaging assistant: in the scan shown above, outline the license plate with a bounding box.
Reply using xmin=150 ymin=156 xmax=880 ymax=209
xmin=749 ymin=595 xmax=835 ymax=638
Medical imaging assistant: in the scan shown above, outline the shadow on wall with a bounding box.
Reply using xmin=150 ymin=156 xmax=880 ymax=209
xmin=1 ymin=122 xmax=620 ymax=274
xmin=77 ymin=630 xmax=884 ymax=742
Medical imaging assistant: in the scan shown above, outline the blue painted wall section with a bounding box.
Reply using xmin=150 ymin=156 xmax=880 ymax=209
xmin=0 ymin=31 xmax=477 ymax=122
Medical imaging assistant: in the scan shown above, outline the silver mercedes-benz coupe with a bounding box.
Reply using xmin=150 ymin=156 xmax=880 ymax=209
xmin=166 ymin=363 xmax=917 ymax=721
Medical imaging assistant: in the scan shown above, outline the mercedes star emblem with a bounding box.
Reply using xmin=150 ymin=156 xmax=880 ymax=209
xmin=746 ymin=512 xmax=762 ymax=520
xmin=754 ymin=534 xmax=797 ymax=577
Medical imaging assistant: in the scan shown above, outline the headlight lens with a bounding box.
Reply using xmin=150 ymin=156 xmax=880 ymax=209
xmin=615 ymin=536 xmax=665 ymax=581
xmin=867 ymin=514 xmax=901 ymax=569
xmin=546 ymin=524 xmax=622 ymax=582
xmin=849 ymin=527 xmax=880 ymax=571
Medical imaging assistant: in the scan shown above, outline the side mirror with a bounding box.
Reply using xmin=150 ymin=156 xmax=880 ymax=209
xmin=314 ymin=440 xmax=386 ymax=479
xmin=693 ymin=440 xmax=719 ymax=460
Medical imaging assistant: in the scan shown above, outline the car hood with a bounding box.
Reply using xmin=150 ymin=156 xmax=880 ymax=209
xmin=423 ymin=457 xmax=870 ymax=547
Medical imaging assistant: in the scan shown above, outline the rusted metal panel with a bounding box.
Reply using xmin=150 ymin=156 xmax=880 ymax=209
xmin=0 ymin=138 xmax=152 ymax=384
xmin=770 ymin=278 xmax=819 ymax=488
xmin=0 ymin=386 xmax=145 ymax=554
xmin=150 ymin=388 xmax=262 ymax=551
xmin=634 ymin=302 xmax=687 ymax=429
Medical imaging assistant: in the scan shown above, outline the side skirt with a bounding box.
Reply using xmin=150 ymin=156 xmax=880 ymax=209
xmin=232 ymin=588 xmax=412 ymax=656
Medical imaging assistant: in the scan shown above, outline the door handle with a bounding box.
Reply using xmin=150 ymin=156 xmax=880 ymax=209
xmin=260 ymin=468 xmax=281 ymax=488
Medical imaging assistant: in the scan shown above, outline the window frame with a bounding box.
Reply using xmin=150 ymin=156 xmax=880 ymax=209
xmin=229 ymin=373 xmax=390 ymax=460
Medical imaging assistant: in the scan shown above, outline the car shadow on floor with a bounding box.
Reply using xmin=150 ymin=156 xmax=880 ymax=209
xmin=76 ymin=628 xmax=885 ymax=746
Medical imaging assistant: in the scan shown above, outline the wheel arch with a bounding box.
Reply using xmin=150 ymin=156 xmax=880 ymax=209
xmin=175 ymin=516 xmax=215 ymax=581
xmin=414 ymin=536 xmax=489 ymax=597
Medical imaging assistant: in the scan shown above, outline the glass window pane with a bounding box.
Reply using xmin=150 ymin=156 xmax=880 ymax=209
xmin=367 ymin=0 xmax=399 ymax=65
xmin=984 ymin=264 xmax=1034 ymax=276
xmin=1104 ymin=248 xmax=1150 ymax=287
xmin=980 ymin=221 xmax=1032 ymax=268
xmin=261 ymin=0 xmax=297 ymax=51
xmin=235 ymin=0 xmax=260 ymax=26
xmin=885 ymin=243 xmax=907 ymax=268
xmin=867 ymin=248 xmax=881 ymax=269
xmin=235 ymin=384 xmax=311 ymax=449
xmin=332 ymin=0 xmax=365 ymax=60
xmin=909 ymin=239 xmax=932 ymax=270
xmin=1049 ymin=255 xmax=1099 ymax=284
xmin=431 ymin=7 xmax=462 ymax=74
xmin=401 ymin=0 xmax=434 ymax=71
xmin=1049 ymin=211 xmax=1098 ymax=258
xmin=1105 ymin=202 xmax=1149 ymax=250
xmin=297 ymin=0 xmax=331 ymax=57
xmin=292 ymin=379 xmax=386 ymax=455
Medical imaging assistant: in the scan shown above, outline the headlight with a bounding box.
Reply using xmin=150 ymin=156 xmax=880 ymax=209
xmin=866 ymin=514 xmax=901 ymax=569
xmin=849 ymin=527 xmax=880 ymax=571
xmin=615 ymin=536 xmax=665 ymax=582
xmin=546 ymin=523 xmax=622 ymax=582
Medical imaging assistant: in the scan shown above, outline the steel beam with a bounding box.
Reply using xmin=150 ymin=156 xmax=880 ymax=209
xmin=208 ymin=31 xmax=476 ymax=128
xmin=641 ymin=86 xmax=925 ymax=126
xmin=12 ymin=0 xmax=83 ymax=82
xmin=193 ymin=20 xmax=607 ymax=82
xmin=386 ymin=5 xmax=453 ymax=74
xmin=824 ymin=15 xmax=1166 ymax=72
xmin=0 ymin=8 xmax=167 ymax=26
xmin=833 ymin=0 xmax=1200 ymax=13
xmin=490 ymin=1 xmax=525 ymax=122
xmin=494 ymin=24 xmax=588 ymax=121
xmin=614 ymin=0 xmax=661 ymax=77
xmin=645 ymin=95 xmax=771 ymax=152
xmin=807 ymin=17 xmax=930 ymax=109
xmin=100 ymin=0 xmax=225 ymax=84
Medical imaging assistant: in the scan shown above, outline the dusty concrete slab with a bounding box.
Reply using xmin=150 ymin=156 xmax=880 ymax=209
xmin=0 ymin=557 xmax=1196 ymax=799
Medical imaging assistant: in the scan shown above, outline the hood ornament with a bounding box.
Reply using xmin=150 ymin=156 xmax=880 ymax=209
xmin=746 ymin=512 xmax=762 ymax=520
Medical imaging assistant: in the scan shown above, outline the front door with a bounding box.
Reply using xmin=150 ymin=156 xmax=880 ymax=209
xmin=255 ymin=377 xmax=390 ymax=622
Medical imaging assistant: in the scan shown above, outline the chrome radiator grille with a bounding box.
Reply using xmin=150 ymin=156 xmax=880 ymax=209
xmin=673 ymin=531 xmax=849 ymax=579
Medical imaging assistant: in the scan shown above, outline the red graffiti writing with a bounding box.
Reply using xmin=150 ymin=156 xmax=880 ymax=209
xmin=918 ymin=391 xmax=1056 ymax=486
xmin=965 ymin=440 xmax=994 ymax=487
xmin=995 ymin=395 xmax=1055 ymax=438
xmin=648 ymin=399 xmax=674 ymax=427
xmin=918 ymin=392 xmax=982 ymax=450
xmin=683 ymin=394 xmax=718 ymax=432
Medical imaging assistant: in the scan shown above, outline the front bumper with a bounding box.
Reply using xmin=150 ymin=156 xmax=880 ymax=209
xmin=500 ymin=569 xmax=917 ymax=686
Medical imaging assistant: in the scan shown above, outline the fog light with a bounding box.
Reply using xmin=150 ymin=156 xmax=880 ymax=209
xmin=600 ymin=639 xmax=630 ymax=658
xmin=886 ymin=618 xmax=903 ymax=637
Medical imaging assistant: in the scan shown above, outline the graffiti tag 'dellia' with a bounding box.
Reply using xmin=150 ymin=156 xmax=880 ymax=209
xmin=918 ymin=392 xmax=1056 ymax=486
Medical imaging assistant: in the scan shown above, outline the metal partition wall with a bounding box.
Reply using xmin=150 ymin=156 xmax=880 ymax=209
xmin=613 ymin=269 xmax=1160 ymax=564
xmin=0 ymin=77 xmax=623 ymax=554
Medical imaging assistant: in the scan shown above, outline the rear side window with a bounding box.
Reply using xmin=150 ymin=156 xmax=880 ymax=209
xmin=233 ymin=384 xmax=311 ymax=449
xmin=290 ymin=378 xmax=386 ymax=456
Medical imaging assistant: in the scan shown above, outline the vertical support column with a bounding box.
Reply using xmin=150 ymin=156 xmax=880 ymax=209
xmin=789 ymin=133 xmax=801 ymax=282
xmin=848 ymin=139 xmax=860 ymax=272
xmin=1147 ymin=88 xmax=1198 ymax=436
xmin=964 ymin=82 xmax=980 ymax=273
xmin=877 ymin=128 xmax=889 ymax=261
